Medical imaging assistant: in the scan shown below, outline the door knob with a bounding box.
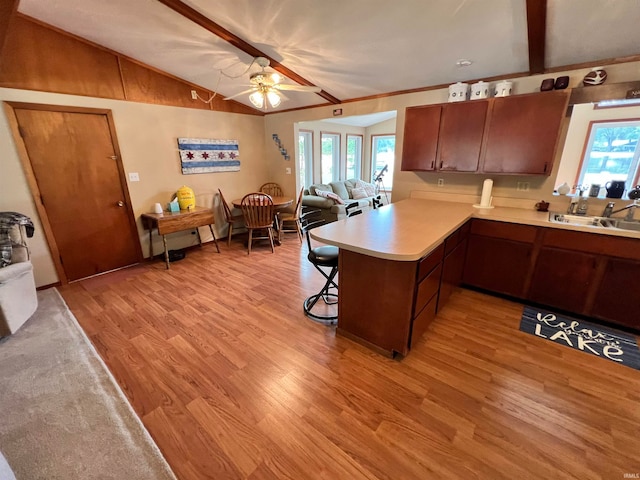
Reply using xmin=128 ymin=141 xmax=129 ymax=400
xmin=117 ymin=201 xmax=124 ymax=207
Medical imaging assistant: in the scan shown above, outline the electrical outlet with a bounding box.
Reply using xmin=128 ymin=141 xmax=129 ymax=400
xmin=437 ymin=178 xmax=444 ymax=187
xmin=190 ymin=90 xmax=198 ymax=100
xmin=517 ymin=181 xmax=530 ymax=191
xmin=285 ymin=167 xmax=291 ymax=175
xmin=128 ymin=172 xmax=140 ymax=182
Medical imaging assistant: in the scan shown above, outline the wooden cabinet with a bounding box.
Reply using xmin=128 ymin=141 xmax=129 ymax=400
xmin=401 ymin=101 xmax=488 ymax=172
xmin=463 ymin=220 xmax=537 ymax=298
xmin=337 ymin=222 xmax=472 ymax=356
xmin=401 ymin=105 xmax=441 ymax=171
xmin=480 ymin=91 xmax=569 ymax=175
xmin=590 ymin=258 xmax=640 ymax=330
xmin=462 ymin=220 xmax=640 ymax=332
xmin=438 ymin=100 xmax=488 ymax=172
xmin=439 ymin=221 xmax=470 ymax=308
xmin=401 ymin=91 xmax=568 ymax=175
xmin=528 ymin=247 xmax=598 ymax=313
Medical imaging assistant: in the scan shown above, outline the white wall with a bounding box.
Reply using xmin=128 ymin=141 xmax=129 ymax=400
xmin=1 ymin=88 xmax=266 ymax=286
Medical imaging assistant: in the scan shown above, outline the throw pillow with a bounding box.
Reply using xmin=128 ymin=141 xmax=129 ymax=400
xmin=315 ymin=190 xmax=345 ymax=204
xmin=355 ymin=179 xmax=376 ymax=197
xmin=351 ymin=187 xmax=368 ymax=200
xmin=309 ymin=184 xmax=332 ymax=196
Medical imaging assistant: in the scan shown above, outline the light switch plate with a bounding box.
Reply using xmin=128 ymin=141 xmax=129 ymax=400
xmin=285 ymin=167 xmax=291 ymax=175
xmin=128 ymin=172 xmax=140 ymax=182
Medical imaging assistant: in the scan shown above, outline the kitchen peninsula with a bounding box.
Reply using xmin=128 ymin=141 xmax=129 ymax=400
xmin=312 ymin=198 xmax=640 ymax=357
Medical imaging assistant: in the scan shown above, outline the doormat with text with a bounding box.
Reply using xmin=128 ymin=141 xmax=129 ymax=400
xmin=520 ymin=306 xmax=640 ymax=370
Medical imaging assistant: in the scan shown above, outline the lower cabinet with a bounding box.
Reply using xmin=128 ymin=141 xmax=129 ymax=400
xmin=463 ymin=220 xmax=537 ymax=298
xmin=463 ymin=219 xmax=640 ymax=332
xmin=590 ymin=258 xmax=640 ymax=330
xmin=337 ymin=222 xmax=471 ymax=356
xmin=528 ymin=247 xmax=598 ymax=314
xmin=439 ymin=222 xmax=470 ymax=309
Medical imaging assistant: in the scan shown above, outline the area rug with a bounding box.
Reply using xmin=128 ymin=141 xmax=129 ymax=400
xmin=520 ymin=306 xmax=640 ymax=370
xmin=0 ymin=289 xmax=177 ymax=480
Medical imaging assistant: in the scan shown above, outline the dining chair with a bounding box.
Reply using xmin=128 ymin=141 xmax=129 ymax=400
xmin=259 ymin=182 xmax=284 ymax=197
xmin=277 ymin=187 xmax=304 ymax=243
xmin=240 ymin=193 xmax=276 ymax=254
xmin=218 ymin=189 xmax=245 ymax=247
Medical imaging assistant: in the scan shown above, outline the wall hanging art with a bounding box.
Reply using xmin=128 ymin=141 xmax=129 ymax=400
xmin=177 ymin=138 xmax=240 ymax=174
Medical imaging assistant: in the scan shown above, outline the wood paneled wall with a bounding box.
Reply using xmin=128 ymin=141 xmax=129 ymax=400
xmin=0 ymin=15 xmax=261 ymax=116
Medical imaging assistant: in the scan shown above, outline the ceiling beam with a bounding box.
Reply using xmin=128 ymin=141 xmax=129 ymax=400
xmin=156 ymin=0 xmax=341 ymax=105
xmin=0 ymin=0 xmax=19 ymax=57
xmin=526 ymin=0 xmax=547 ymax=74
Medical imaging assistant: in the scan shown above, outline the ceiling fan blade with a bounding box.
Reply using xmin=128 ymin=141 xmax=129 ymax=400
xmin=224 ymin=88 xmax=256 ymax=101
xmin=273 ymin=84 xmax=322 ymax=93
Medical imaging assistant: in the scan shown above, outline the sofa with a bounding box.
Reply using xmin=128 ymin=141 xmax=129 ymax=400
xmin=0 ymin=222 xmax=38 ymax=337
xmin=302 ymin=179 xmax=382 ymax=222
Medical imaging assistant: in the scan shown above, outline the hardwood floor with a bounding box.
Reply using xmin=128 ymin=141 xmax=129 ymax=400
xmin=59 ymin=236 xmax=640 ymax=480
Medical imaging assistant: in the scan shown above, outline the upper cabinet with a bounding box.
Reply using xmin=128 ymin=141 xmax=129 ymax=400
xmin=401 ymin=105 xmax=441 ymax=171
xmin=481 ymin=91 xmax=570 ymax=175
xmin=401 ymin=91 xmax=569 ymax=175
xmin=438 ymin=100 xmax=488 ymax=172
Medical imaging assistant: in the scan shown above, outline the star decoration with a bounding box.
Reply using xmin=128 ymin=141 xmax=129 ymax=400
xmin=186 ymin=151 xmax=194 ymax=159
xmin=201 ymin=152 xmax=210 ymax=159
xmin=229 ymin=152 xmax=237 ymax=159
xmin=218 ymin=152 xmax=226 ymax=159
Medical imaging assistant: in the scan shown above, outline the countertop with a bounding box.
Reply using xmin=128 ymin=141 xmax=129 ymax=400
xmin=310 ymin=198 xmax=640 ymax=261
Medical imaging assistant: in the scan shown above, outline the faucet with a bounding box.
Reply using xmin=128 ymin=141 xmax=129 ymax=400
xmin=602 ymin=200 xmax=639 ymax=221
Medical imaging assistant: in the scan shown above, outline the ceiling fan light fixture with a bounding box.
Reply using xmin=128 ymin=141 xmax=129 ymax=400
xmin=266 ymin=90 xmax=281 ymax=108
xmin=249 ymin=90 xmax=265 ymax=109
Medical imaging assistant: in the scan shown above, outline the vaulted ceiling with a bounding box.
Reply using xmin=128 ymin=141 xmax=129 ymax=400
xmin=15 ymin=0 xmax=640 ymax=112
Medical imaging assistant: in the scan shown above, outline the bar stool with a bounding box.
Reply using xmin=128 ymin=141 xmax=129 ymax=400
xmin=301 ymin=212 xmax=339 ymax=324
xmin=302 ymin=205 xmax=362 ymax=324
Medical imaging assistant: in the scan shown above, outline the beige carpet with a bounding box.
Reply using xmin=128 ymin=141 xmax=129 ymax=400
xmin=0 ymin=288 xmax=177 ymax=480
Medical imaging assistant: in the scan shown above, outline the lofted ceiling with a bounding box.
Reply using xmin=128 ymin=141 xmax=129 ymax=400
xmin=16 ymin=0 xmax=640 ymax=112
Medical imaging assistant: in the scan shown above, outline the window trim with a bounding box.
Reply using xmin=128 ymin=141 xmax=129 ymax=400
xmin=298 ymin=129 xmax=314 ymax=189
xmin=573 ymin=118 xmax=640 ymax=191
xmin=371 ymin=133 xmax=396 ymax=191
xmin=346 ymin=133 xmax=363 ymax=180
xmin=320 ymin=131 xmax=341 ymax=184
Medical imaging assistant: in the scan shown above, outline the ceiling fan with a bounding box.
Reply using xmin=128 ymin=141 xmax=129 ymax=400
xmin=224 ymin=57 xmax=321 ymax=109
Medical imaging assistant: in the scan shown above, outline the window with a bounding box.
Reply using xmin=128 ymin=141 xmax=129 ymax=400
xmin=577 ymin=120 xmax=640 ymax=192
xmin=321 ymin=132 xmax=340 ymax=184
xmin=298 ymin=130 xmax=313 ymax=188
xmin=371 ymin=134 xmax=395 ymax=190
xmin=346 ymin=134 xmax=363 ymax=180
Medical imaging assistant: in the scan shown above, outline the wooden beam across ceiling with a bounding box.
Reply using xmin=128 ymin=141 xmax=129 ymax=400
xmin=156 ymin=0 xmax=341 ymax=105
xmin=526 ymin=0 xmax=547 ymax=74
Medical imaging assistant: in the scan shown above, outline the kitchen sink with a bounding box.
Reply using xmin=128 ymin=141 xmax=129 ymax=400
xmin=548 ymin=213 xmax=607 ymax=227
xmin=599 ymin=218 xmax=640 ymax=232
xmin=548 ymin=212 xmax=640 ymax=232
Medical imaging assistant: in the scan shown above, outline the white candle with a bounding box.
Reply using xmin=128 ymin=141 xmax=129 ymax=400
xmin=480 ymin=179 xmax=493 ymax=207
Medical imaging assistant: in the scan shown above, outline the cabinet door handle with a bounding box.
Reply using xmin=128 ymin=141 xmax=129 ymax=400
xmin=440 ymin=161 xmax=443 ymax=169
xmin=543 ymin=162 xmax=548 ymax=173
xmin=430 ymin=161 xmax=434 ymax=169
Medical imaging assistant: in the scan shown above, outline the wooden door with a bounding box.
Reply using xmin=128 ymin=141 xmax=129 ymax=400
xmin=481 ymin=91 xmax=569 ymax=175
xmin=13 ymin=106 xmax=141 ymax=281
xmin=400 ymin=105 xmax=441 ymax=171
xmin=437 ymin=100 xmax=488 ymax=172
